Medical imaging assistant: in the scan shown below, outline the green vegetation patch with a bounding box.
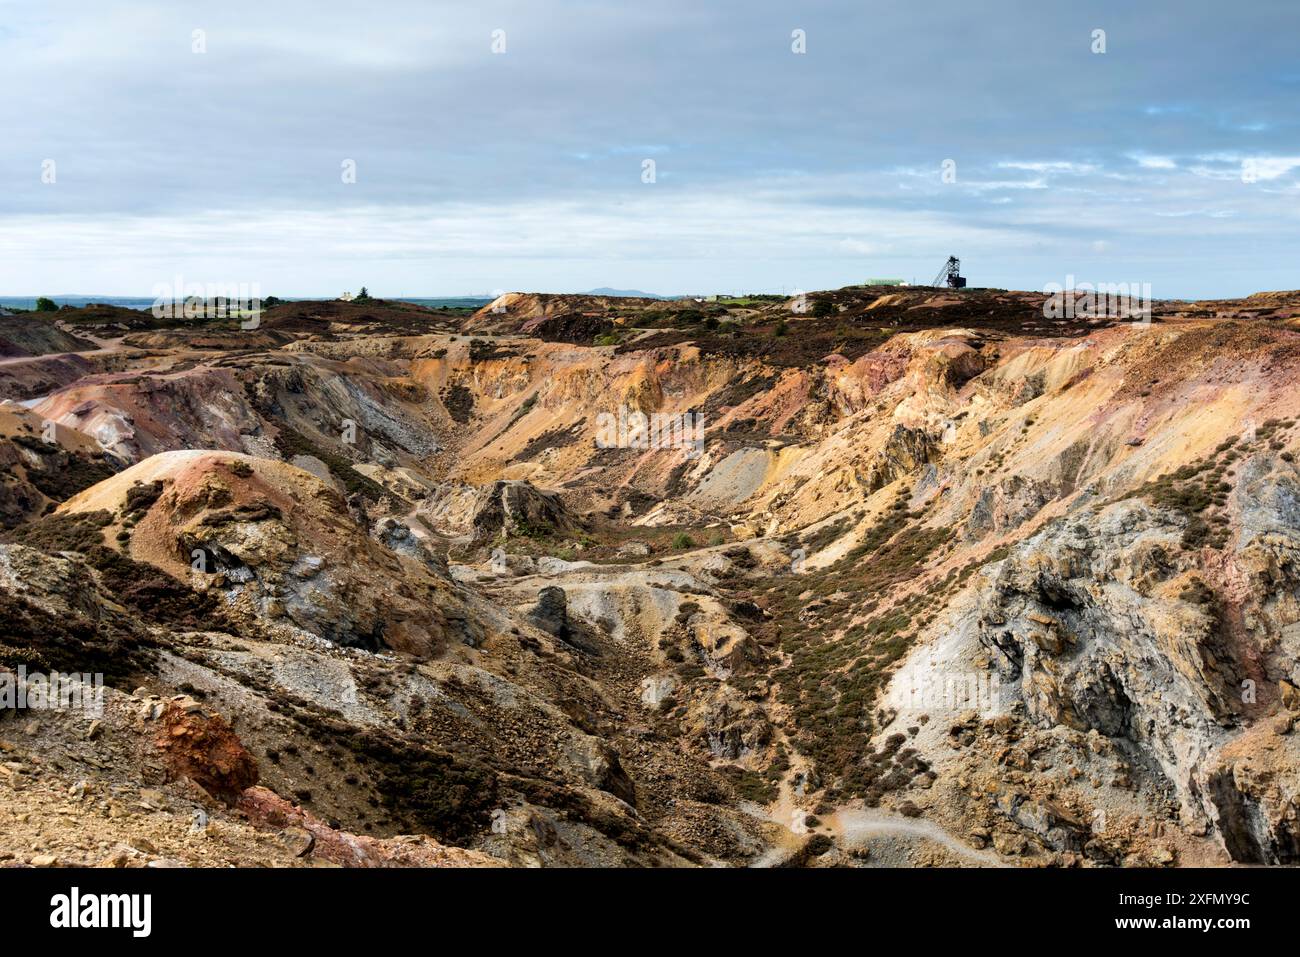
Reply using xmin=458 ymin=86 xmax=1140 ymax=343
xmin=751 ymin=493 xmax=950 ymax=802
xmin=272 ymin=425 xmax=386 ymax=503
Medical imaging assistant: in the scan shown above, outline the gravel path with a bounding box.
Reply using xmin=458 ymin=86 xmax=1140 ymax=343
xmin=830 ymin=808 xmax=1005 ymax=867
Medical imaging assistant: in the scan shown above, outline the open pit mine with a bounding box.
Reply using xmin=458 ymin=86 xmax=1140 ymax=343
xmin=1 ymin=285 xmax=1298 ymax=868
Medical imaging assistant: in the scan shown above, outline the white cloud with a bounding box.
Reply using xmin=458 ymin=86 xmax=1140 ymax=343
xmin=1131 ymin=154 xmax=1177 ymax=169
xmin=997 ymin=161 xmax=1098 ymax=175
xmin=1154 ymin=208 xmax=1237 ymax=219
xmin=1246 ymin=156 xmax=1300 ymax=180
xmin=1190 ymin=154 xmax=1300 ymax=181
xmin=963 ymin=177 xmax=1048 ymax=192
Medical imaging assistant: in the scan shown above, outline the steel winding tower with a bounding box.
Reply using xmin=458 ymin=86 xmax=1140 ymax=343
xmin=931 ymin=256 xmax=967 ymax=289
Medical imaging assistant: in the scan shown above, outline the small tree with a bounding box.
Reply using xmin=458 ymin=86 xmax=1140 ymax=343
xmin=356 ymin=286 xmax=371 ymax=301
xmin=35 ymin=296 xmax=57 ymax=313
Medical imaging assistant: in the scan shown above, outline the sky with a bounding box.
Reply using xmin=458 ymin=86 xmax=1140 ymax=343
xmin=1 ymin=0 xmax=1298 ymax=299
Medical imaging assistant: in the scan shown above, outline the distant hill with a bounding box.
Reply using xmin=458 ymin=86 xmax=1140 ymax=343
xmin=584 ymin=287 xmax=671 ymax=300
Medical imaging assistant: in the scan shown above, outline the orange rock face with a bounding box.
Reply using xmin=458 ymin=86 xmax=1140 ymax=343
xmin=154 ymin=699 xmax=259 ymax=803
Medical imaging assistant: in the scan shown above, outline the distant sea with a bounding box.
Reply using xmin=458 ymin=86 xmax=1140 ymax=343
xmin=0 ymin=296 xmax=493 ymax=312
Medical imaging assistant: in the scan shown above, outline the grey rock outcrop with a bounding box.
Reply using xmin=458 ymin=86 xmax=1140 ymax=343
xmin=373 ymin=517 xmax=448 ymax=577
xmin=470 ymin=480 xmax=582 ymax=545
xmin=969 ymin=471 xmax=1300 ymax=862
xmin=529 ymin=586 xmax=569 ymax=639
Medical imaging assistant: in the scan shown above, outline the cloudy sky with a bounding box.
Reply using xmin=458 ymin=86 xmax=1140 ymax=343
xmin=2 ymin=0 xmax=1298 ymax=298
